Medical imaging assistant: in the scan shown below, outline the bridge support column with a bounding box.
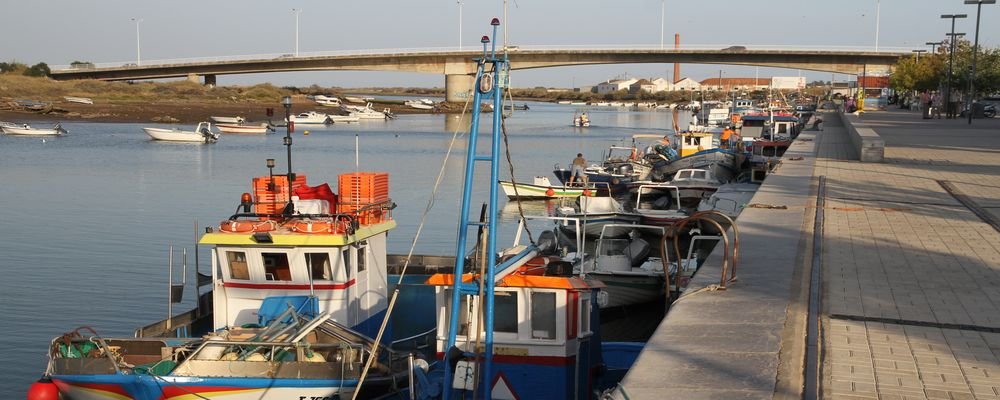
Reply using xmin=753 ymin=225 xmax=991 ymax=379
xmin=445 ymin=74 xmax=474 ymax=103
xmin=187 ymin=73 xmax=200 ymax=83
xmin=204 ymin=74 xmax=217 ymax=87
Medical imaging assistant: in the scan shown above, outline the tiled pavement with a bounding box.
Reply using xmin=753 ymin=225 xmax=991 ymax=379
xmin=819 ymin=111 xmax=1000 ymax=399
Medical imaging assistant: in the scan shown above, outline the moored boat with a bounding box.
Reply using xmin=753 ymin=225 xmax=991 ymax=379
xmin=2 ymin=122 xmax=67 ymax=136
xmin=142 ymin=122 xmax=219 ymax=143
xmin=650 ymin=131 xmax=741 ymax=182
xmin=578 ymin=224 xmax=669 ymax=308
xmin=210 ymin=115 xmax=246 ymax=124
xmin=500 ymin=176 xmax=591 ymax=199
xmin=216 ymin=122 xmax=273 ymax=134
xmin=289 ymin=111 xmax=331 ymax=124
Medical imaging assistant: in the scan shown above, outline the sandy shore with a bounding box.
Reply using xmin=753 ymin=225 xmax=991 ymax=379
xmin=0 ymin=98 xmax=474 ymax=124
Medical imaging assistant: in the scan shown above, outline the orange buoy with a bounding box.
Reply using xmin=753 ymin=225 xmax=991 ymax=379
xmin=290 ymin=219 xmax=348 ymax=234
xmin=582 ymin=189 xmax=593 ymax=197
xmin=219 ymin=219 xmax=278 ymax=233
xmin=27 ymin=377 xmax=59 ymax=400
xmin=545 ymin=188 xmax=556 ymax=197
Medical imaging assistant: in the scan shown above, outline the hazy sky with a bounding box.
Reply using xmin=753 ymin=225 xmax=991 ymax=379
xmin=3 ymin=0 xmax=998 ymax=88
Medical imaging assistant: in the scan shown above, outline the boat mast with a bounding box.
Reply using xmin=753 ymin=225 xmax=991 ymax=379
xmin=443 ymin=18 xmax=506 ymax=399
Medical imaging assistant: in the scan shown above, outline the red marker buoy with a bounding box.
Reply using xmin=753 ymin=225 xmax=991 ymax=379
xmin=27 ymin=377 xmax=59 ymax=400
xmin=545 ymin=188 xmax=555 ymax=197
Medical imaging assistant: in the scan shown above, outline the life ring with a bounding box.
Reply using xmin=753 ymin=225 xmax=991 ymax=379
xmin=290 ymin=219 xmax=348 ymax=234
xmin=219 ymin=219 xmax=277 ymax=233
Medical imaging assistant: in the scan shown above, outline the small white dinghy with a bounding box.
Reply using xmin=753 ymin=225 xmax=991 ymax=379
xmin=1 ymin=122 xmax=67 ymax=136
xmin=142 ymin=122 xmax=219 ymax=143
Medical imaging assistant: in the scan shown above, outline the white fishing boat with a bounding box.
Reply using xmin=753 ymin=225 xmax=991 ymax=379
xmin=1 ymin=122 xmax=67 ymax=136
xmin=216 ymin=122 xmax=272 ymax=134
xmin=556 ymin=194 xmax=641 ymax=238
xmin=288 ymin=111 xmax=330 ymax=124
xmin=142 ymin=122 xmax=219 ymax=143
xmin=210 ymin=116 xmax=246 ymax=124
xmin=500 ymin=176 xmax=590 ymax=199
xmin=63 ymin=96 xmax=93 ymax=104
xmin=313 ymin=95 xmax=341 ymax=107
xmin=578 ymin=224 xmax=669 ymax=308
xmin=327 ymin=114 xmax=360 ymax=123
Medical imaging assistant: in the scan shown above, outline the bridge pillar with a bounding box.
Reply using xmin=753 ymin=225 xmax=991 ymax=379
xmin=445 ymin=74 xmax=474 ymax=103
xmin=204 ymin=74 xmax=217 ymax=87
xmin=187 ymin=73 xmax=200 ymax=84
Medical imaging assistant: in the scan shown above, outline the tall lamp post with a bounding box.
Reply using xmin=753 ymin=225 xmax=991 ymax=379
xmin=660 ymin=0 xmax=665 ymax=49
xmin=131 ymin=18 xmax=142 ymax=66
xmin=942 ymin=14 xmax=968 ymax=118
xmin=926 ymin=41 xmax=942 ymax=53
xmin=875 ymin=0 xmax=881 ymax=51
xmin=282 ymin=96 xmax=294 ymax=214
xmin=912 ymin=49 xmax=927 ymax=62
xmin=964 ymin=0 xmax=995 ymax=124
xmin=457 ymin=0 xmax=463 ymax=50
xmin=293 ymin=8 xmax=302 ymax=57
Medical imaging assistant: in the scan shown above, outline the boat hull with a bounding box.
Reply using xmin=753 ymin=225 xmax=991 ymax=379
xmin=216 ymin=124 xmax=269 ymax=134
xmin=51 ymin=374 xmax=359 ymax=400
xmin=142 ymin=128 xmax=213 ymax=143
xmin=2 ymin=126 xmax=63 ymax=136
xmin=588 ymin=272 xmax=664 ymax=309
xmin=500 ymin=181 xmax=584 ymax=199
xmin=652 ymin=149 xmax=740 ymax=182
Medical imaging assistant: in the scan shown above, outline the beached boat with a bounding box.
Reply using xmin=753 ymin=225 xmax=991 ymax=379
xmin=210 ymin=116 xmax=246 ymax=124
xmin=1 ymin=122 xmax=67 ymax=136
xmin=34 ymin=154 xmax=415 ymax=399
xmin=63 ymin=96 xmax=93 ymax=104
xmin=313 ymin=95 xmax=341 ymax=107
xmin=405 ymin=100 xmax=434 ymax=110
xmin=216 ymin=122 xmax=273 ymax=134
xmin=288 ymin=111 xmax=330 ymax=124
xmin=142 ymin=122 xmax=219 ymax=143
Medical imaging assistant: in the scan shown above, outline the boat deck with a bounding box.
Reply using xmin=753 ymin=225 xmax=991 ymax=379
xmin=616 ymin=109 xmax=1000 ymax=399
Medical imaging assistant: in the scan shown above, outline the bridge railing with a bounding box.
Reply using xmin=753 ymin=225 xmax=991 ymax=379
xmin=50 ymin=44 xmax=915 ymax=72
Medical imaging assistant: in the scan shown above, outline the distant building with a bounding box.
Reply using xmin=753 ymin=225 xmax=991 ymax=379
xmin=698 ymin=77 xmax=770 ymax=91
xmin=770 ymin=77 xmax=806 ymax=90
xmin=629 ymin=79 xmax=657 ymax=94
xmin=672 ymin=77 xmax=701 ymax=91
xmin=596 ymin=78 xmax=638 ymax=94
xmin=651 ymin=77 xmax=672 ymax=92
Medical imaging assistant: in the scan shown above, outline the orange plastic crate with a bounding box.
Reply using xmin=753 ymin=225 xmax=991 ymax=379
xmin=253 ymin=174 xmax=307 ymax=204
xmin=338 ymin=172 xmax=389 ymax=203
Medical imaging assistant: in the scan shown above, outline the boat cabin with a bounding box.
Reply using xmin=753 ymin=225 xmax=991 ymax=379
xmin=739 ymin=114 xmax=800 ymax=140
xmin=200 ymin=172 xmax=395 ymax=338
xmin=675 ymin=131 xmax=716 ymax=157
xmin=426 ymin=270 xmax=604 ymax=399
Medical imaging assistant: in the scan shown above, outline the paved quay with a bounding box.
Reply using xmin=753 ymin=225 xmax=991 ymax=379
xmin=615 ymin=109 xmax=1000 ymax=399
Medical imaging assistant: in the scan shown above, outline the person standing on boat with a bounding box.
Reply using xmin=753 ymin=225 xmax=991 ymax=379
xmin=721 ymin=126 xmax=735 ymax=148
xmin=568 ymin=153 xmax=588 ymax=186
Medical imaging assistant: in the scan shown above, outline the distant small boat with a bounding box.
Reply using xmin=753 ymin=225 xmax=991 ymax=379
xmin=327 ymin=114 xmax=360 ymax=123
xmin=1 ymin=122 xmax=67 ymax=136
xmin=288 ymin=111 xmax=330 ymax=124
xmin=143 ymin=122 xmax=219 ymax=143
xmin=343 ymin=96 xmax=365 ymax=103
xmin=63 ymin=96 xmax=93 ymax=105
xmin=314 ymin=95 xmax=341 ymax=107
xmin=405 ymin=100 xmax=433 ymax=110
xmin=210 ymin=116 xmax=246 ymax=124
xmin=216 ymin=122 xmax=273 ymax=134
xmin=503 ymin=103 xmax=530 ymax=111
xmin=499 ymin=176 xmax=588 ymax=199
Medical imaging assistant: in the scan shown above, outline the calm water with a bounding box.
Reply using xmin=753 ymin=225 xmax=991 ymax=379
xmin=0 ymin=101 xmax=690 ymax=396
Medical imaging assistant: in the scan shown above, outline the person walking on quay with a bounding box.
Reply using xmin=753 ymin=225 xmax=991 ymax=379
xmin=568 ymin=153 xmax=588 ymax=186
xmin=921 ymin=91 xmax=932 ymax=119
xmin=932 ymin=92 xmax=943 ymax=119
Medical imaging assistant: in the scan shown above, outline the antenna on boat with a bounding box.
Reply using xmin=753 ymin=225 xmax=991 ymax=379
xmin=281 ymin=95 xmax=295 ymax=215
xmin=355 ymin=133 xmax=360 ymax=173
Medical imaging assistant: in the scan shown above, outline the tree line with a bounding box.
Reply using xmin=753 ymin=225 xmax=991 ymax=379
xmin=890 ymin=39 xmax=1000 ymax=97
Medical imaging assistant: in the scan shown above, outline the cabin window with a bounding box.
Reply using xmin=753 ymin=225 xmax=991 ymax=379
xmin=531 ymin=292 xmax=557 ymax=339
xmin=693 ymin=170 xmax=707 ymax=180
xmin=357 ymin=241 xmax=367 ymax=273
xmin=441 ymin=290 xmax=472 ymax=337
xmin=262 ymin=252 xmax=291 ymax=281
xmin=494 ymin=292 xmax=518 ymax=334
xmin=580 ymin=295 xmax=592 ymax=335
xmin=777 ymin=123 xmax=788 ymax=134
xmin=342 ymin=248 xmax=353 ymax=278
xmin=306 ymin=253 xmax=332 ymax=281
xmin=227 ymin=251 xmax=249 ymax=280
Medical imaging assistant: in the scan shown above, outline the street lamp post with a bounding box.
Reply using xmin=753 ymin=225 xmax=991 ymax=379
xmin=293 ymin=8 xmax=302 ymax=57
xmin=660 ymin=0 xmax=665 ymax=49
xmin=875 ymin=0 xmax=881 ymax=51
xmin=964 ymin=0 xmax=995 ymax=124
xmin=925 ymin=41 xmax=942 ymax=53
xmin=942 ymin=13 xmax=968 ymax=119
xmin=457 ymin=0 xmax=463 ymax=50
xmin=281 ymin=96 xmax=294 ymax=214
xmin=912 ymin=49 xmax=927 ymax=62
xmin=131 ymin=18 xmax=142 ymax=66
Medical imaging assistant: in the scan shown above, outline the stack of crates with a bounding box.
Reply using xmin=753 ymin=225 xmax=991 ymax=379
xmin=338 ymin=172 xmax=389 ymax=224
xmin=253 ymin=174 xmax=308 ymax=217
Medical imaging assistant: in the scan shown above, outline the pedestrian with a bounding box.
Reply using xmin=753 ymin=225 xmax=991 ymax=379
xmin=721 ymin=126 xmax=735 ymax=148
xmin=931 ymin=92 xmax=943 ymax=119
xmin=920 ymin=91 xmax=931 ymax=119
xmin=568 ymin=153 xmax=588 ymax=186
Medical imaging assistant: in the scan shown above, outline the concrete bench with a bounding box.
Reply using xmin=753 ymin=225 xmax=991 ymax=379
xmin=838 ymin=112 xmax=885 ymax=162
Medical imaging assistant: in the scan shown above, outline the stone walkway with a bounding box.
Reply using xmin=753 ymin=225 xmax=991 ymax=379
xmin=819 ymin=111 xmax=1000 ymax=399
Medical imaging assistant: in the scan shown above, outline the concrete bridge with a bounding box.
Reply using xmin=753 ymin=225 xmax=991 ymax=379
xmin=50 ymin=46 xmax=907 ymax=101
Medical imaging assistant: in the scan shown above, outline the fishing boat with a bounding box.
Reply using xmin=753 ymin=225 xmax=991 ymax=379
xmin=627 ymin=183 xmax=688 ymax=227
xmin=210 ymin=116 xmax=246 ymax=124
xmin=289 ymin=111 xmax=331 ymax=124
xmin=666 ymin=168 xmax=722 ymax=207
xmin=577 ymin=224 xmax=669 ymax=308
xmin=345 ymin=103 xmax=392 ymax=120
xmin=142 ymin=122 xmax=219 ymax=143
xmin=572 ymin=113 xmax=590 ymax=127
xmin=32 ymin=140 xmax=418 ymax=398
xmin=556 ymin=194 xmax=641 ymax=238
xmin=499 ymin=176 xmax=607 ymax=199
xmin=216 ymin=122 xmax=273 ymax=134
xmin=327 ymin=114 xmax=361 ymax=123
xmin=412 ymin=23 xmax=611 ymax=398
xmin=650 ymin=131 xmax=741 ymax=182
xmin=2 ymin=122 xmax=67 ymax=136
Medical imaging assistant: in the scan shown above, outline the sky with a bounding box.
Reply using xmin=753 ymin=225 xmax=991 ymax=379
xmin=3 ymin=0 xmax=998 ymax=88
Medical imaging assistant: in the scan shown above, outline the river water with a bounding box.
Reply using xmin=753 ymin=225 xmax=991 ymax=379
xmin=0 ymin=101 xmax=690 ymax=396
